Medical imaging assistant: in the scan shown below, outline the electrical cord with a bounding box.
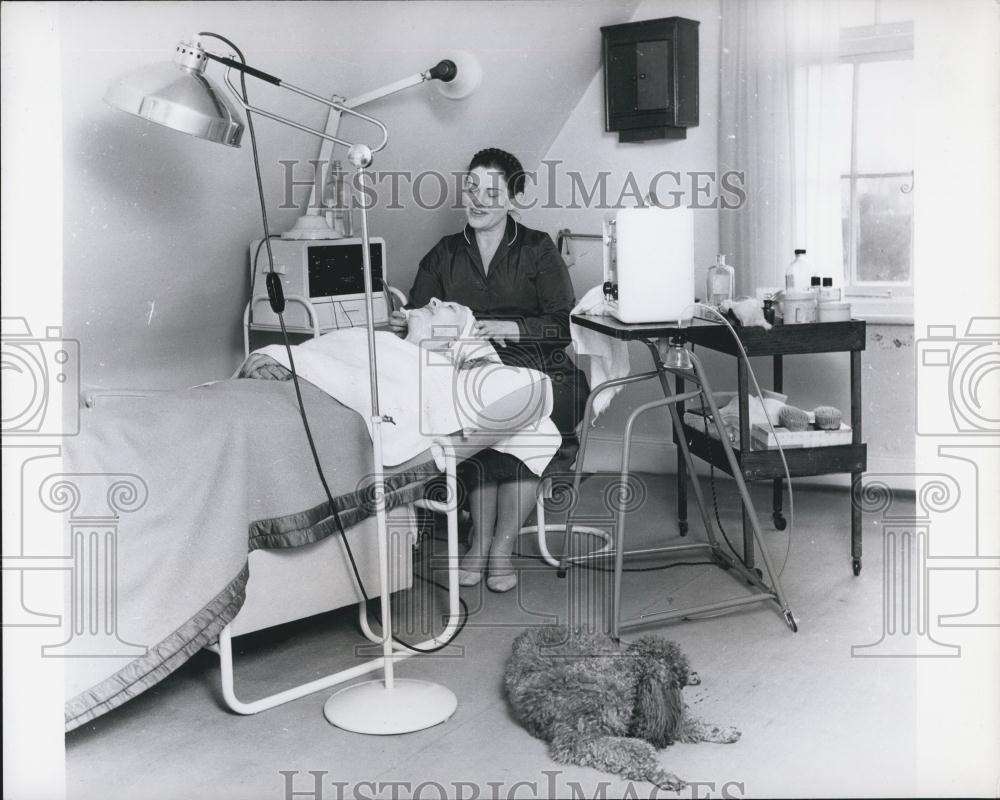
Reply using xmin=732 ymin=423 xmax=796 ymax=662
xmin=689 ymin=342 xmax=751 ymax=572
xmin=683 ymin=303 xmax=795 ymax=578
xmin=249 ymin=234 xmax=281 ymax=328
xmin=202 ymin=32 xmax=463 ymax=653
xmin=512 ymin=547 xmax=717 ymax=573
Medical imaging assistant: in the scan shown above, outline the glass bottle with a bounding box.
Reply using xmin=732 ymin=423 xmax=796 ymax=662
xmin=326 ymin=160 xmax=353 ymax=238
xmin=785 ymin=249 xmax=809 ymax=291
xmin=810 ymin=275 xmax=822 ymax=304
xmin=706 ymin=254 xmax=735 ymax=306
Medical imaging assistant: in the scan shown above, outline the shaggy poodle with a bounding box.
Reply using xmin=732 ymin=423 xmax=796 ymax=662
xmin=503 ymin=626 xmax=740 ymax=791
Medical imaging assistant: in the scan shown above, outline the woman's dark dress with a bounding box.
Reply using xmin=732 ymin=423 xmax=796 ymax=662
xmin=408 ymin=216 xmax=589 ymax=483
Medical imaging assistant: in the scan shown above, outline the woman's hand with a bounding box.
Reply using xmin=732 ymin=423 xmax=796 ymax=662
xmin=241 ymin=355 xmax=292 ymax=381
xmin=388 ymin=309 xmax=409 ymax=335
xmin=473 ymin=319 xmax=519 ymax=348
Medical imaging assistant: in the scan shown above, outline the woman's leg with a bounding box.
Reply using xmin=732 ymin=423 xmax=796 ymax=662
xmin=545 ymin=364 xmax=590 ymax=475
xmin=459 ymin=480 xmax=498 ymax=585
xmin=487 ymin=477 xmax=538 ymax=593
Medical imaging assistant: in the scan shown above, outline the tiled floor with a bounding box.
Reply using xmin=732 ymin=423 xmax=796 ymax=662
xmin=64 ymin=476 xmax=995 ymax=799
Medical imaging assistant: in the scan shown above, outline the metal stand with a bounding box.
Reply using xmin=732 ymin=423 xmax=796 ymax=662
xmin=322 ymin=156 xmax=456 ymax=733
xmin=559 ymin=338 xmax=797 ymax=636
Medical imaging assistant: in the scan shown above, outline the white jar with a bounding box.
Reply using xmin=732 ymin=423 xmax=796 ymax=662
xmin=818 ymin=301 xmax=851 ymax=322
xmin=781 ymin=290 xmax=817 ymax=324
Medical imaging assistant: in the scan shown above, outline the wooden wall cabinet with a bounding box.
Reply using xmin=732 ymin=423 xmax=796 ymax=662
xmin=602 ymin=16 xmax=700 ymax=143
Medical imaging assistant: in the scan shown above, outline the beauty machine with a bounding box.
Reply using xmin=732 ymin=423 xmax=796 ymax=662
xmin=247 ymin=237 xmax=389 ymax=334
xmin=603 ymin=206 xmax=695 ymax=324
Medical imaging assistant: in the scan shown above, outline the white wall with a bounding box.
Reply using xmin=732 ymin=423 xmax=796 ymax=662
xmin=61 ymin=0 xmax=639 ymax=391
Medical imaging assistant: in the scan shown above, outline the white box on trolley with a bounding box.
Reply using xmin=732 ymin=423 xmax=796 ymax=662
xmin=603 ymin=206 xmax=695 ymax=324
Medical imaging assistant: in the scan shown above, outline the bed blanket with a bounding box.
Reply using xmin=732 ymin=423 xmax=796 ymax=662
xmin=58 ymin=379 xmax=436 ymax=731
xmin=248 ymin=328 xmax=562 ymax=473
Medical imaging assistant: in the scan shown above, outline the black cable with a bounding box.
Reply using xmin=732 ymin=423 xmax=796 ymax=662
xmin=364 ymin=552 xmax=470 ymax=646
xmin=688 ymin=342 xmax=750 ymax=570
xmin=249 ymin=234 xmax=280 ymax=327
xmin=512 ymin=549 xmax=716 ymax=573
xmin=202 ymin=32 xmax=460 ymax=653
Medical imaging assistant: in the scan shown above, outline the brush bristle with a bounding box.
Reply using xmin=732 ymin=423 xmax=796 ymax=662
xmin=813 ymin=405 xmax=842 ymax=430
xmin=778 ymin=405 xmax=810 ymax=431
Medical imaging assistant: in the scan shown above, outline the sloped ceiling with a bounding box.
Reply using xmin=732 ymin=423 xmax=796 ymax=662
xmin=61 ymin=0 xmax=639 ymax=388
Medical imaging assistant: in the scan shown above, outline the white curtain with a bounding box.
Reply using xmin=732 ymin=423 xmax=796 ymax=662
xmin=719 ymin=0 xmax=843 ymax=295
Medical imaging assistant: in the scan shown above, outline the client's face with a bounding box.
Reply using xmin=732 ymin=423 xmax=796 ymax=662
xmin=405 ymin=298 xmax=471 ymax=348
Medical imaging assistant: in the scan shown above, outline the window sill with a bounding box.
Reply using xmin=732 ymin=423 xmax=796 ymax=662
xmin=845 ymin=296 xmax=913 ymax=325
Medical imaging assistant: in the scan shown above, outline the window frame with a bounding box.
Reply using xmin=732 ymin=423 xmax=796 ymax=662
xmin=839 ymin=21 xmax=915 ymax=298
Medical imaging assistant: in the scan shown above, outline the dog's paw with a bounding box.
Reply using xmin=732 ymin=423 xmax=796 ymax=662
xmin=686 ymin=671 xmax=701 ymax=686
xmin=652 ymin=770 xmax=687 ymax=792
xmin=689 ymin=723 xmax=742 ymax=744
xmin=715 ymin=726 xmax=741 ymax=743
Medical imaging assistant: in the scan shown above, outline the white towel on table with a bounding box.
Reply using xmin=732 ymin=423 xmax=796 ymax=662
xmin=241 ymin=328 xmax=561 ymax=473
xmin=570 ymin=285 xmax=631 ymax=422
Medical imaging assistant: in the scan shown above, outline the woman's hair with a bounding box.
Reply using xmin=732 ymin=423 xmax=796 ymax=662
xmin=468 ymin=148 xmax=526 ymax=197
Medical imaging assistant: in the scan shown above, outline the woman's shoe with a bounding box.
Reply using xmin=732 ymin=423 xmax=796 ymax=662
xmin=457 ymin=568 xmax=482 ymax=586
xmin=486 ymin=571 xmax=517 ymax=593
xmin=487 ymin=529 xmax=519 ymax=592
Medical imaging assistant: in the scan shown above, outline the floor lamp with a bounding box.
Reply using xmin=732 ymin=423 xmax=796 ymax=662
xmin=105 ymin=34 xmax=480 ymax=734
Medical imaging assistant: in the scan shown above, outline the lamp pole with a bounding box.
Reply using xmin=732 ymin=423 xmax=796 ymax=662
xmin=350 ymin=144 xmax=394 ymax=689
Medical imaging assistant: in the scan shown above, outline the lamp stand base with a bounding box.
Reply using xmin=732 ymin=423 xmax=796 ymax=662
xmin=323 ymin=679 xmax=457 ymax=734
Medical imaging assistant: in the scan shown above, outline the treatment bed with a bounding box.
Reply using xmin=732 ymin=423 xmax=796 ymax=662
xmin=60 ymin=362 xmax=557 ymax=730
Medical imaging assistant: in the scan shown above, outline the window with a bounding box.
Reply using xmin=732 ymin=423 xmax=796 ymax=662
xmin=839 ymin=22 xmax=914 ymax=296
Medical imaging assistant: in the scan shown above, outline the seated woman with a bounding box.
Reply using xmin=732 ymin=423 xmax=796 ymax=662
xmin=389 ymin=147 xmax=588 ymax=593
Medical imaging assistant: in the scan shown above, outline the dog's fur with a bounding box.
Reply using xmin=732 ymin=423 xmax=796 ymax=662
xmin=503 ymin=626 xmax=740 ymax=791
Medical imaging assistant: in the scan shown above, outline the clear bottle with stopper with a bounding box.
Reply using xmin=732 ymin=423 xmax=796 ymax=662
xmin=820 ymin=277 xmax=840 ymax=302
xmin=324 ymin=159 xmax=353 ymax=238
xmin=706 ymin=254 xmax=735 ymax=307
xmin=785 ymin=248 xmax=809 ymax=291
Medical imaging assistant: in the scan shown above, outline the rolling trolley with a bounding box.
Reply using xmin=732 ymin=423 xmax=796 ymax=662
xmin=559 ymin=318 xmax=798 ymax=637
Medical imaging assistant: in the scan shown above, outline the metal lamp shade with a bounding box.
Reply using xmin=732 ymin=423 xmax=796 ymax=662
xmin=104 ymin=60 xmax=244 ymax=147
xmin=435 ymin=51 xmax=482 ymax=100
